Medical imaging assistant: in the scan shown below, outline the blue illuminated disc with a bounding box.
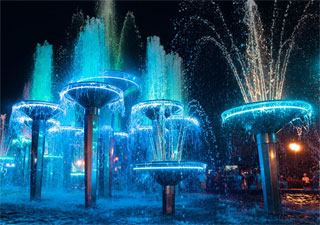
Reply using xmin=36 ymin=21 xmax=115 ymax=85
xmin=133 ymin=161 xmax=207 ymax=186
xmin=221 ymin=100 xmax=313 ymax=133
xmin=131 ymin=100 xmax=184 ymax=120
xmin=60 ymin=81 xmax=123 ymax=108
xmin=133 ymin=161 xmax=207 ymax=171
xmin=77 ymin=71 xmax=141 ymax=93
xmin=12 ymin=101 xmax=63 ymax=121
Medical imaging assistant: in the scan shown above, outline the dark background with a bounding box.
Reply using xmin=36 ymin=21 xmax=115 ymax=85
xmin=1 ymin=0 xmax=180 ymax=114
xmin=1 ymin=1 xmax=319 ymax=169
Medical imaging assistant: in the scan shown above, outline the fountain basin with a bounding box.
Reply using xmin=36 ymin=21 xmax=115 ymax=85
xmin=77 ymin=71 xmax=141 ymax=94
xmin=221 ymin=100 xmax=312 ymax=134
xmin=132 ymin=100 xmax=184 ymax=120
xmin=60 ymin=82 xmax=123 ymax=108
xmin=12 ymin=101 xmax=62 ymax=121
xmin=133 ymin=161 xmax=206 ymax=186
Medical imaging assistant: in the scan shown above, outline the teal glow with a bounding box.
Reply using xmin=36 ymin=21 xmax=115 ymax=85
xmin=30 ymin=41 xmax=53 ymax=101
xmin=143 ymin=36 xmax=184 ymax=102
xmin=221 ymin=100 xmax=313 ymax=122
xmin=72 ymin=17 xmax=109 ymax=82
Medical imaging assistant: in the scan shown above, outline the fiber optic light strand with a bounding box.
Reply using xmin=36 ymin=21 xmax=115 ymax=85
xmin=114 ymin=132 xmax=129 ymax=137
xmin=222 ymin=101 xmax=312 ymax=122
xmin=131 ymin=100 xmax=184 ymax=114
xmin=60 ymin=83 xmax=123 ymax=100
xmin=77 ymin=73 xmax=141 ymax=90
xmin=166 ymin=115 xmax=200 ymax=127
xmin=13 ymin=102 xmax=61 ymax=111
xmin=133 ymin=166 xmax=206 ymax=170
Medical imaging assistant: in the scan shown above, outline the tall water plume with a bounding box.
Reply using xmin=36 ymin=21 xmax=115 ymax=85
xmin=143 ymin=36 xmax=184 ymax=103
xmin=30 ymin=41 xmax=53 ymax=102
xmin=72 ymin=17 xmax=107 ymax=82
xmin=98 ymin=0 xmax=118 ymax=70
xmin=116 ymin=11 xmax=143 ymax=75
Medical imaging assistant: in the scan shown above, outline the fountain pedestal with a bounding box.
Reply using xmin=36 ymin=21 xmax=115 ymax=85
xmin=30 ymin=120 xmax=46 ymax=200
xmin=134 ymin=161 xmax=207 ymax=215
xmin=163 ymin=185 xmax=175 ymax=214
xmin=221 ymin=100 xmax=312 ymax=215
xmin=61 ymin=82 xmax=122 ymax=207
xmin=257 ymin=133 xmax=281 ymax=215
xmin=12 ymin=101 xmax=62 ymax=200
xmin=78 ymin=72 xmax=141 ymax=198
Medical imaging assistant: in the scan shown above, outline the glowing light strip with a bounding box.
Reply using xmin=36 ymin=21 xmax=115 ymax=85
xmin=166 ymin=115 xmax=200 ymax=127
xmin=132 ymin=100 xmax=184 ymax=115
xmin=133 ymin=166 xmax=206 ymax=170
xmin=0 ymin=156 xmax=15 ymax=160
xmin=60 ymin=82 xmax=123 ymax=100
xmin=130 ymin=126 xmax=153 ymax=133
xmin=78 ymin=74 xmax=140 ymax=90
xmin=13 ymin=102 xmax=61 ymax=111
xmin=48 ymin=126 xmax=83 ymax=133
xmin=222 ymin=104 xmax=312 ymax=122
xmin=114 ymin=132 xmax=128 ymax=137
xmin=70 ymin=172 xmax=85 ymax=176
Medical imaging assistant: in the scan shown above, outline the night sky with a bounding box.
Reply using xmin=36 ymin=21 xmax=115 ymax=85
xmin=1 ymin=0 xmax=180 ymax=114
xmin=1 ymin=0 xmax=319 ymax=170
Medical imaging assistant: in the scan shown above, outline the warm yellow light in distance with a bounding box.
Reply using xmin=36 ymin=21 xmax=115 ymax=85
xmin=289 ymin=143 xmax=301 ymax=152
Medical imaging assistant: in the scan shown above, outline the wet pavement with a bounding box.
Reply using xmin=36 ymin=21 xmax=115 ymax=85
xmin=1 ymin=187 xmax=319 ymax=224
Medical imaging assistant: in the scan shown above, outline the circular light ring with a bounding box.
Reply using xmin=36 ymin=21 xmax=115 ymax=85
xmin=133 ymin=161 xmax=207 ymax=171
xmin=221 ymin=100 xmax=312 ymax=122
xmin=130 ymin=126 xmax=153 ymax=133
xmin=70 ymin=172 xmax=85 ymax=176
xmin=12 ymin=101 xmax=63 ymax=120
xmin=114 ymin=132 xmax=129 ymax=138
xmin=0 ymin=156 xmax=15 ymax=161
xmin=48 ymin=126 xmax=83 ymax=133
xmin=77 ymin=71 xmax=141 ymax=92
xmin=60 ymin=81 xmax=123 ymax=103
xmin=12 ymin=101 xmax=62 ymax=113
xmin=131 ymin=100 xmax=184 ymax=118
xmin=165 ymin=115 xmax=200 ymax=128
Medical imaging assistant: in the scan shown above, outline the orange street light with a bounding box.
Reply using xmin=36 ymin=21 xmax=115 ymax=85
xmin=289 ymin=143 xmax=301 ymax=152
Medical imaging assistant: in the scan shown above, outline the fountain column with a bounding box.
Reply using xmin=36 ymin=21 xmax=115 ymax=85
xmin=84 ymin=107 xmax=99 ymax=207
xmin=13 ymin=101 xmax=62 ymax=201
xmin=221 ymin=101 xmax=312 ymax=216
xmin=61 ymin=82 xmax=122 ymax=207
xmin=30 ymin=119 xmax=46 ymax=200
xmin=163 ymin=185 xmax=175 ymax=214
xmin=256 ymin=133 xmax=281 ymax=215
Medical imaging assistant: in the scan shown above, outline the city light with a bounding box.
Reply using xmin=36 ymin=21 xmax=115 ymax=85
xmin=76 ymin=159 xmax=85 ymax=167
xmin=289 ymin=143 xmax=301 ymax=152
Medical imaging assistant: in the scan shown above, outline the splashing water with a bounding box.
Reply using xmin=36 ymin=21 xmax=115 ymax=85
xmin=143 ymin=36 xmax=184 ymax=103
xmin=72 ymin=17 xmax=108 ymax=82
xmin=30 ymin=41 xmax=53 ymax=102
xmin=175 ymin=0 xmax=317 ymax=103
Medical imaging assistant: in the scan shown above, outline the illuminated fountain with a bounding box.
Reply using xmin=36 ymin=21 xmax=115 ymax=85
xmin=174 ymin=0 xmax=316 ymax=215
xmin=77 ymin=71 xmax=141 ymax=197
xmin=60 ymin=81 xmax=123 ymax=207
xmin=222 ymin=101 xmax=312 ymax=214
xmin=11 ymin=101 xmax=62 ymax=200
xmin=131 ymin=100 xmax=206 ymax=214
